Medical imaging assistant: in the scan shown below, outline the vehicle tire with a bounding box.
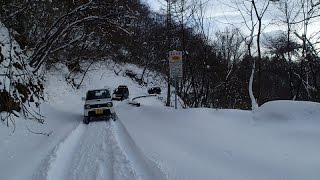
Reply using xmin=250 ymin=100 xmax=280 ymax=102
xmin=83 ymin=116 xmax=89 ymax=124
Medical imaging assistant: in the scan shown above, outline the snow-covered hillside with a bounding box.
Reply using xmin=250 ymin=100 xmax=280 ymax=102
xmin=1 ymin=62 xmax=320 ymax=180
xmin=0 ymin=22 xmax=43 ymax=119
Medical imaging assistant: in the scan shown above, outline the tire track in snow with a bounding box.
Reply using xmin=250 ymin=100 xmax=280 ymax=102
xmin=44 ymin=118 xmax=166 ymax=180
xmin=106 ymin=120 xmax=141 ymax=180
xmin=46 ymin=123 xmax=86 ymax=180
xmin=69 ymin=122 xmax=114 ymax=180
xmin=44 ymin=122 xmax=113 ymax=180
xmin=110 ymin=119 xmax=167 ymax=180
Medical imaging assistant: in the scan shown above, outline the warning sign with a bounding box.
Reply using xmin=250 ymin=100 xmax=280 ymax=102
xmin=169 ymin=50 xmax=182 ymax=62
xmin=168 ymin=51 xmax=183 ymax=78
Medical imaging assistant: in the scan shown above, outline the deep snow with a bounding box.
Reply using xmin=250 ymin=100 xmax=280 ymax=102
xmin=1 ymin=63 xmax=320 ymax=180
xmin=118 ymin=101 xmax=320 ymax=180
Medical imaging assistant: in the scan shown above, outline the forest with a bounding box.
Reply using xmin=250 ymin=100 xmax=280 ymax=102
xmin=1 ymin=0 xmax=320 ymax=114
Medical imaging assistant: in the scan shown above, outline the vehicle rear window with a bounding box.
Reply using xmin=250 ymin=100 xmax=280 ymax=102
xmin=115 ymin=89 xmax=122 ymax=94
xmin=86 ymin=89 xmax=111 ymax=100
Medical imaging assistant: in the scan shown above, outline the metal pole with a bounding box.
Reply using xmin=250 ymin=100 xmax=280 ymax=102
xmin=166 ymin=0 xmax=172 ymax=107
xmin=175 ymin=77 xmax=177 ymax=109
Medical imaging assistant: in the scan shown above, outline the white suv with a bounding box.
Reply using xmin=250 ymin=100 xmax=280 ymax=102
xmin=82 ymin=88 xmax=116 ymax=124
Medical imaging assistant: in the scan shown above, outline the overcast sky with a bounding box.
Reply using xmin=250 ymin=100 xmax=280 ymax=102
xmin=142 ymin=0 xmax=320 ymax=43
xmin=142 ymin=0 xmax=163 ymax=12
xmin=142 ymin=0 xmax=272 ymax=30
xmin=143 ymin=0 xmax=277 ymax=38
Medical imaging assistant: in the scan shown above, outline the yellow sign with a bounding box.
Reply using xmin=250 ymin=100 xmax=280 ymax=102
xmin=169 ymin=51 xmax=182 ymax=62
xmin=169 ymin=51 xmax=183 ymax=78
xmin=171 ymin=56 xmax=180 ymax=61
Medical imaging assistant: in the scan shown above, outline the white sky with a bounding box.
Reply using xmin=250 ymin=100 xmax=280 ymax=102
xmin=143 ymin=0 xmax=320 ymax=44
xmin=143 ymin=0 xmax=164 ymax=12
xmin=143 ymin=0 xmax=274 ymax=32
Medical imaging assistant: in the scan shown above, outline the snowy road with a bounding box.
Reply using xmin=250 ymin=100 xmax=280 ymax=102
xmin=36 ymin=119 xmax=165 ymax=180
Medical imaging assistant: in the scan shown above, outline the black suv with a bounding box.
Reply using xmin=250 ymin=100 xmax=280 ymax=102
xmin=112 ymin=85 xmax=129 ymax=101
xmin=148 ymin=87 xmax=161 ymax=94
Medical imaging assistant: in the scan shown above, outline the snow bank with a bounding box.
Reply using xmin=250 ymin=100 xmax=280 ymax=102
xmin=254 ymin=100 xmax=320 ymax=123
xmin=118 ymin=100 xmax=320 ymax=180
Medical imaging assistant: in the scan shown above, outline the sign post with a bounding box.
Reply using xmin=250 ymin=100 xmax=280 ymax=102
xmin=168 ymin=50 xmax=183 ymax=109
xmin=0 ymin=46 xmax=4 ymax=64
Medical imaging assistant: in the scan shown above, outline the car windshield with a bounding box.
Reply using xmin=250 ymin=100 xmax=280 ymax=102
xmin=86 ymin=89 xmax=111 ymax=100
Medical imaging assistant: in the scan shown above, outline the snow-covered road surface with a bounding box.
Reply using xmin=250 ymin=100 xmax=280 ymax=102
xmin=36 ymin=119 xmax=165 ymax=180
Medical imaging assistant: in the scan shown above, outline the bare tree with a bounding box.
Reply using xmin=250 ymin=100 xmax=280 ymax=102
xmin=229 ymin=0 xmax=259 ymax=109
xmin=276 ymin=0 xmax=301 ymax=99
xmin=27 ymin=1 xmax=138 ymax=73
xmin=214 ymin=27 xmax=246 ymax=107
xmin=292 ymin=0 xmax=320 ymax=100
xmin=228 ymin=0 xmax=275 ymax=108
xmin=251 ymin=0 xmax=272 ymax=104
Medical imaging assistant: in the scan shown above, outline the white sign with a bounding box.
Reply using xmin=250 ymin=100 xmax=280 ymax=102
xmin=168 ymin=51 xmax=183 ymax=78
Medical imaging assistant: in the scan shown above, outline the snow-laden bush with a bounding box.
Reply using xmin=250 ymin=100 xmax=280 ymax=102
xmin=0 ymin=22 xmax=44 ymax=124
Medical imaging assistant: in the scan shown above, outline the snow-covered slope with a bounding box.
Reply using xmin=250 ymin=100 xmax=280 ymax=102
xmin=0 ymin=22 xmax=43 ymax=118
xmin=1 ymin=62 xmax=320 ymax=180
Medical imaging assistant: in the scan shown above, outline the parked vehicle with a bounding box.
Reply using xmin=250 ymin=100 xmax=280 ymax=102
xmin=124 ymin=70 xmax=137 ymax=79
xmin=112 ymin=85 xmax=129 ymax=101
xmin=82 ymin=88 xmax=116 ymax=124
xmin=148 ymin=87 xmax=161 ymax=94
